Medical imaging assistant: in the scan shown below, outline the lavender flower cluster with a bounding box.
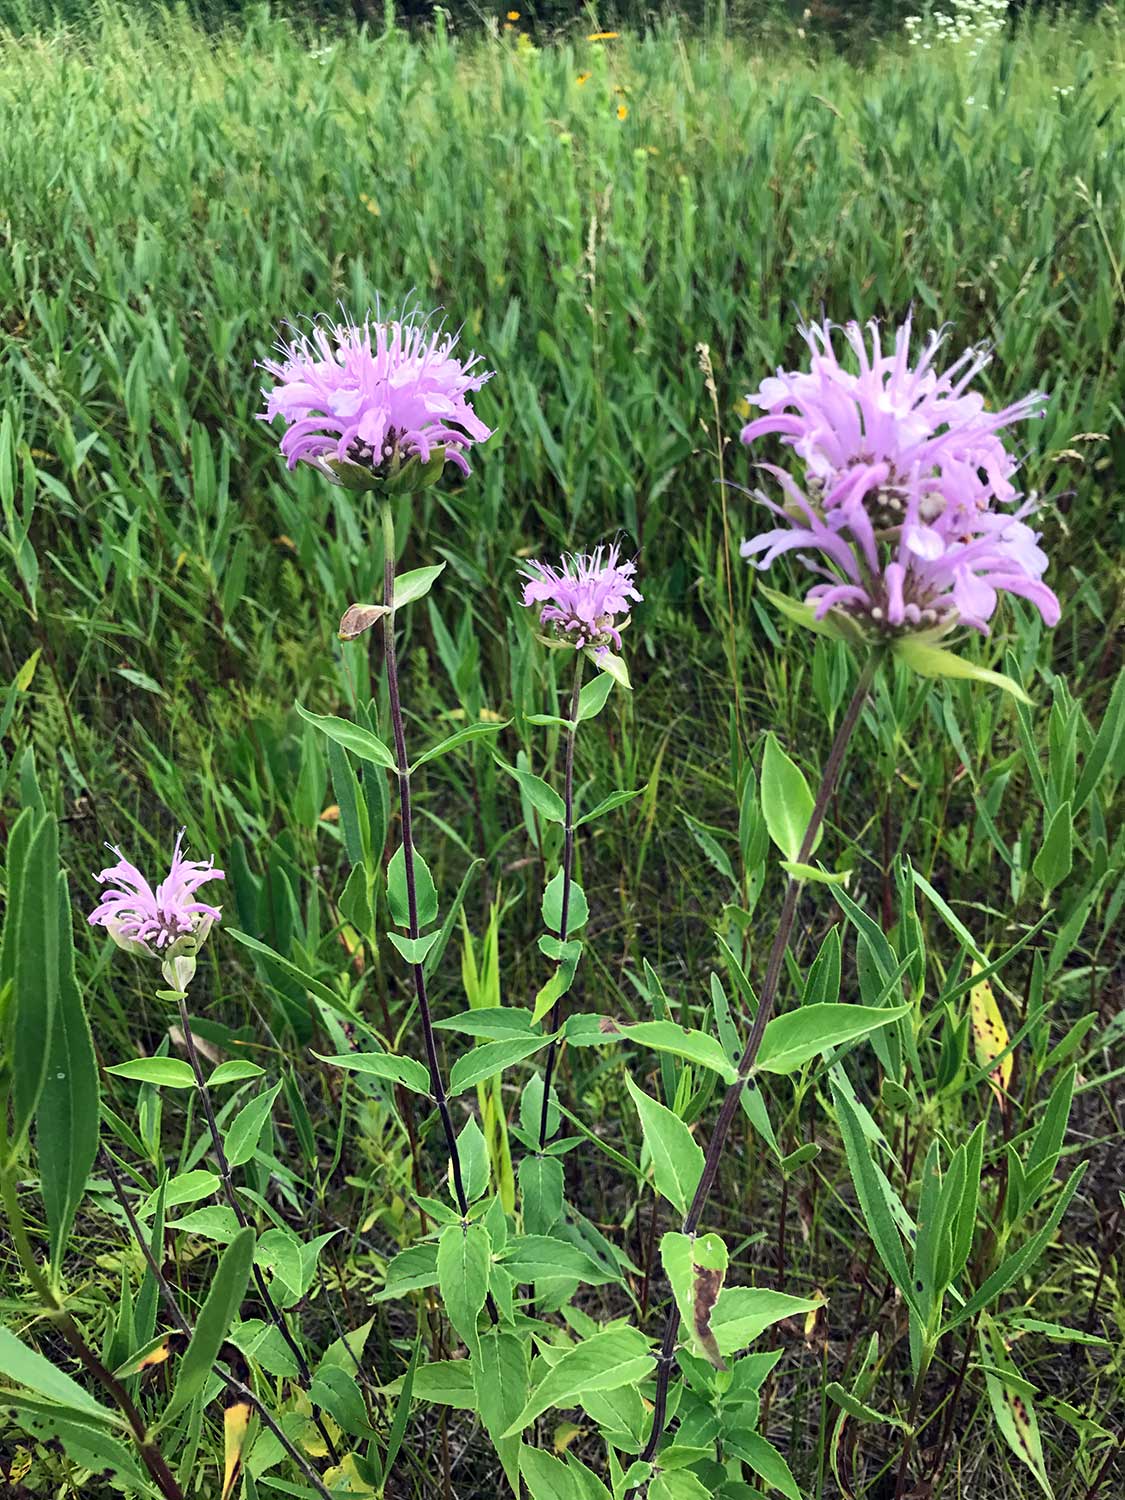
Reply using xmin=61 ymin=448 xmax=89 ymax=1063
xmin=739 ymin=317 xmax=1058 ymax=638
xmin=91 ymin=305 xmax=1060 ymax=956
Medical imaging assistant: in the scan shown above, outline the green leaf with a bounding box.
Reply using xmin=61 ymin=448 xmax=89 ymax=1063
xmin=456 ymin=1115 xmax=491 ymax=1202
xmin=779 ymin=860 xmax=849 ymax=884
xmin=759 ymin=584 xmax=851 ymax=640
xmin=449 ymin=1035 xmax=552 ymax=1096
xmin=226 ymin=928 xmax=353 ymax=1018
xmin=738 ymin=1431 xmax=801 ymax=1500
xmin=223 ymin=1080 xmax=282 ymax=1167
xmin=650 ymin=1474 xmax=711 ymax=1500
xmin=9 ymin=812 xmax=60 ymax=1154
xmin=140 ymin=1169 xmax=220 ymax=1216
xmin=567 ymin=1016 xmax=737 ymax=1084
xmin=946 ymin=1164 xmax=1087 ymax=1331
xmin=437 ymin=1222 xmax=491 ymax=1362
xmin=522 ymin=1447 xmax=613 ymax=1500
xmin=498 ymin=1234 xmax=616 ymax=1285
xmin=755 ymin=1003 xmax=910 ymax=1075
xmin=411 ymin=720 xmax=509 ymax=771
xmin=104 ymin=1057 xmax=196 ymax=1089
xmin=169 ymin=1206 xmax=242 ymax=1243
xmin=387 ymin=930 xmax=440 ymax=965
xmin=519 ymin=1154 xmax=564 ymax=1236
xmin=588 ymin=649 xmax=632 ymax=690
xmin=542 ymin=869 xmax=589 ymax=933
xmin=37 ymin=874 xmax=100 ymax=1269
xmin=394 ymin=563 xmax=445 ymax=609
xmin=500 ymin=1327 xmax=654 ymax=1435
xmin=387 ymin=843 xmax=439 ymax=929
xmin=375 ymin=1242 xmax=440 ymax=1300
xmin=474 ymin=1330 xmax=529 ymax=1495
xmin=575 ymin=789 xmax=643 ymax=828
xmin=892 ymin=638 xmax=1032 ymax=704
xmin=832 ymin=1081 xmax=920 ymax=1314
xmin=625 ymin=1076 xmax=704 ymax=1216
xmin=406 ymin=1359 xmax=478 ymax=1409
xmin=577 ymin=671 xmax=615 ymax=721
xmin=708 ymin=1286 xmax=825 ymax=1357
xmin=0 ymin=1324 xmax=122 ymax=1424
xmin=164 ymin=1226 xmax=256 ymax=1421
xmin=314 ymin=1049 xmax=431 ymax=1097
xmin=434 ymin=1007 xmax=538 ymax=1041
xmin=825 ymin=1381 xmax=905 ymax=1427
xmin=496 ymin=761 xmax=566 ymax=824
xmin=295 ymin=703 xmax=396 ymax=771
xmin=1032 ymin=800 xmax=1073 ymax=893
xmin=761 ymin=733 xmax=820 ymax=863
xmin=531 ymin=951 xmax=580 ymax=1027
xmin=208 ymin=1060 xmax=266 ymax=1086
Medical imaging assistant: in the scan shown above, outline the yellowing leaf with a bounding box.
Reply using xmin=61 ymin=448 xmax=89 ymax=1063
xmin=322 ymin=1453 xmax=378 ymax=1494
xmin=552 ymin=1421 xmax=584 ymax=1453
xmin=15 ymin=649 xmax=40 ymax=691
xmin=221 ymin=1401 xmax=251 ymax=1500
xmin=970 ymin=962 xmax=1011 ymax=1112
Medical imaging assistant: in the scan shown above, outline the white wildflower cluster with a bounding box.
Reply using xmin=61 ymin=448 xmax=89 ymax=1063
xmin=904 ymin=0 xmax=1008 ymax=55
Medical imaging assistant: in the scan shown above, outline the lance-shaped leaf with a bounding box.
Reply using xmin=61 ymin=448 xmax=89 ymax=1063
xmin=164 ymin=1227 xmax=256 ymax=1422
xmin=500 ymin=1327 xmax=654 ymax=1436
xmin=755 ymin=1002 xmax=910 ymax=1075
xmin=624 ymin=1076 xmax=704 ymax=1216
xmin=761 ymin=733 xmax=820 ymax=863
xmin=707 ymin=1286 xmax=825 ymax=1358
xmin=473 ymin=1330 xmax=528 ymax=1495
xmin=37 ymin=875 xmax=100 ymax=1268
xmin=567 ymin=1015 xmax=737 ymax=1084
xmin=436 ymin=1221 xmax=491 ymax=1362
xmin=295 ymin=703 xmax=396 ymax=771
xmin=892 ymin=637 xmax=1032 ymax=704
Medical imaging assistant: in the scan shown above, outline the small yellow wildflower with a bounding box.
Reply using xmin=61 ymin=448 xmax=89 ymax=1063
xmin=576 ymin=71 xmax=591 ymax=85
xmin=506 ymin=8 xmax=520 ymax=16
xmin=587 ymin=30 xmax=619 ymax=40
xmin=616 ymin=103 xmax=628 ymax=120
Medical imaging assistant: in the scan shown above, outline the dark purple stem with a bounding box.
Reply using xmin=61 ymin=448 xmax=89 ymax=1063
xmin=379 ymin=501 xmax=498 ymax=1322
xmin=538 ymin=658 xmax=585 ymax=1149
xmin=641 ymin=651 xmax=880 ymax=1462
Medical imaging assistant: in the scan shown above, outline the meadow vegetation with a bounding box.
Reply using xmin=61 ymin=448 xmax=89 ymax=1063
xmin=0 ymin=3 xmax=1123 ymax=1498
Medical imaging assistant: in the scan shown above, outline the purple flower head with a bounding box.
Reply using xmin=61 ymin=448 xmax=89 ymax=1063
xmin=520 ymin=543 xmax=642 ymax=654
xmin=260 ymin=307 xmax=494 ymax=488
xmin=742 ymin=315 xmax=1044 ymax=520
xmin=88 ymin=830 xmax=223 ymax=959
xmin=739 ymin=317 xmax=1059 ymax=638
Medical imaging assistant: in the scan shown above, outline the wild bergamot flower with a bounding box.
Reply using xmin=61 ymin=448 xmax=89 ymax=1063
xmin=260 ymin=308 xmax=494 ymax=489
xmin=739 ymin=316 xmax=1058 ymax=636
xmin=521 ymin=543 xmax=641 ymax=654
xmin=89 ymin=831 xmax=223 ymax=956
